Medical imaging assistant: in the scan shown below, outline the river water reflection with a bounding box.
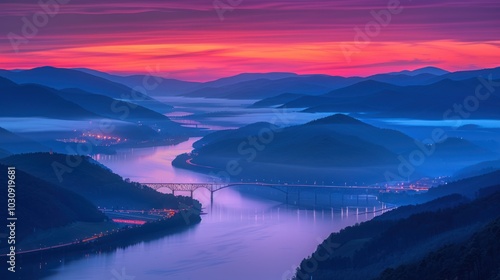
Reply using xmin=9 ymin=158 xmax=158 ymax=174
xmin=43 ymin=139 xmax=386 ymax=280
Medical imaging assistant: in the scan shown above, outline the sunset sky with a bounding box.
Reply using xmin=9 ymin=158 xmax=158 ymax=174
xmin=1 ymin=0 xmax=499 ymax=81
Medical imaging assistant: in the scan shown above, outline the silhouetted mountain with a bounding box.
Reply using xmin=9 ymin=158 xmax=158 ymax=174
xmin=57 ymin=88 xmax=190 ymax=136
xmin=0 ymin=127 xmax=48 ymax=154
xmin=300 ymin=78 xmax=500 ymax=119
xmin=306 ymin=116 xmax=496 ymax=175
xmin=0 ymin=66 xmax=131 ymax=97
xmin=355 ymin=115 xmax=484 ymax=157
xmin=192 ymin=117 xmax=401 ymax=168
xmin=15 ymin=66 xmax=497 ymax=103
xmin=307 ymin=114 xmax=368 ymax=126
xmin=181 ymin=78 xmax=324 ymax=99
xmin=235 ymin=67 xmax=500 ymax=105
xmin=0 ymin=153 xmax=196 ymax=209
xmin=0 ymin=67 xmax=172 ymax=112
xmin=0 ymin=77 xmax=186 ymax=137
xmin=390 ymin=66 xmax=449 ymax=76
xmin=58 ymin=88 xmax=173 ymax=121
xmin=281 ymin=80 xmax=400 ymax=108
xmin=77 ymin=69 xmax=303 ymax=96
xmin=0 ymin=77 xmax=100 ymax=119
xmin=181 ymin=75 xmax=362 ymax=99
xmin=304 ymin=114 xmax=421 ymax=155
xmin=366 ymin=73 xmax=438 ymax=86
xmin=427 ymin=66 xmax=500 ymax=83
xmin=74 ymin=68 xmax=201 ymax=95
xmin=0 ymin=77 xmax=191 ymax=142
xmin=175 ymin=115 xmax=413 ymax=183
xmin=328 ymin=80 xmax=401 ymax=97
xmin=12 ymin=66 xmax=497 ymax=103
xmin=178 ymin=114 xmax=496 ymax=181
xmin=0 ymin=164 xmax=106 ymax=243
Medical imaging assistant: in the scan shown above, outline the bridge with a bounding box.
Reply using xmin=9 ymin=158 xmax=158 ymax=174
xmin=140 ymin=182 xmax=419 ymax=205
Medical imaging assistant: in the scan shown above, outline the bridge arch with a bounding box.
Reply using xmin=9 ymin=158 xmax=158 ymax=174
xmin=141 ymin=182 xmax=392 ymax=205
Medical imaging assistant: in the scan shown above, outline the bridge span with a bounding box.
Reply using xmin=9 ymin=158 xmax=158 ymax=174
xmin=140 ymin=182 xmax=416 ymax=204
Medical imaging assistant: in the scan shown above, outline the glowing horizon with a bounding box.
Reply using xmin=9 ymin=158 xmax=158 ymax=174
xmin=1 ymin=0 xmax=499 ymax=81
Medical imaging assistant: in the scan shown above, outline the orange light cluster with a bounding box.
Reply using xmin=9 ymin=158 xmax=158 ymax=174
xmin=56 ymin=138 xmax=88 ymax=143
xmin=112 ymin=219 xmax=147 ymax=225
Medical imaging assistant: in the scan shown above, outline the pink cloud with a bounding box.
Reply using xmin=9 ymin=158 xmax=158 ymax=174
xmin=0 ymin=0 xmax=499 ymax=80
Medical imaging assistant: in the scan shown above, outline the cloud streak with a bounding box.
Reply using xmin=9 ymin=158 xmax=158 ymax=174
xmin=1 ymin=0 xmax=499 ymax=80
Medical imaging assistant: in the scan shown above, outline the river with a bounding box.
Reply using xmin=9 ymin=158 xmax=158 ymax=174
xmin=41 ymin=138 xmax=387 ymax=280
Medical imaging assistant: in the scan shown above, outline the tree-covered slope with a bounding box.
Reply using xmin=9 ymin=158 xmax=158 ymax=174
xmin=1 ymin=153 xmax=196 ymax=209
xmin=0 ymin=164 xmax=106 ymax=244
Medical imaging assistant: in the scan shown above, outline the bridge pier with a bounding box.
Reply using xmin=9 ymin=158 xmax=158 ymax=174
xmin=141 ymin=183 xmax=388 ymax=208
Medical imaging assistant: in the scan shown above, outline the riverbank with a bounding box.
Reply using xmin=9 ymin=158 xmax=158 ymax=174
xmin=3 ymin=211 xmax=201 ymax=279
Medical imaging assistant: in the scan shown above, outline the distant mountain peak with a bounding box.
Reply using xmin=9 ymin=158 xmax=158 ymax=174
xmin=203 ymin=72 xmax=298 ymax=88
xmin=33 ymin=65 xmax=57 ymax=70
xmin=306 ymin=114 xmax=368 ymax=126
xmin=394 ymin=66 xmax=450 ymax=76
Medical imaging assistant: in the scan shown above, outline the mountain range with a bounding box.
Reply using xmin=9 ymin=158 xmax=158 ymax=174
xmin=1 ymin=65 xmax=499 ymax=163
xmin=282 ymin=77 xmax=500 ymax=119
xmin=5 ymin=65 xmax=496 ymax=121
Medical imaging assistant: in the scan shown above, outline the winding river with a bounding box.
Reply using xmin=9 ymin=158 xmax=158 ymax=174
xmin=41 ymin=138 xmax=386 ymax=280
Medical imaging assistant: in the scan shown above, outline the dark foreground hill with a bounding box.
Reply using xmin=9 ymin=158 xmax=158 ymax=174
xmin=292 ymin=182 xmax=500 ymax=280
xmin=0 ymin=153 xmax=196 ymax=209
xmin=376 ymin=217 xmax=500 ymax=280
xmin=0 ymin=164 xmax=106 ymax=243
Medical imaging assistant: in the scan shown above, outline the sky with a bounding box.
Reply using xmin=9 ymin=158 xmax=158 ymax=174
xmin=0 ymin=0 xmax=499 ymax=81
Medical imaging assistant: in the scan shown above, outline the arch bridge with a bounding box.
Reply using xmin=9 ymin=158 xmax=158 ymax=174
xmin=141 ymin=182 xmax=399 ymax=204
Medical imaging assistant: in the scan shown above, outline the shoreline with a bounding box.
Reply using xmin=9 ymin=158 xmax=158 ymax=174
xmin=1 ymin=211 xmax=201 ymax=262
